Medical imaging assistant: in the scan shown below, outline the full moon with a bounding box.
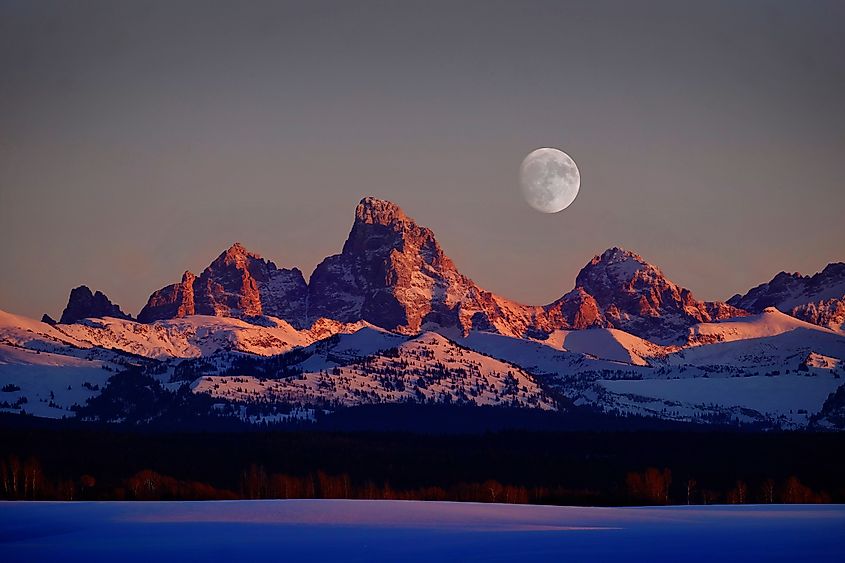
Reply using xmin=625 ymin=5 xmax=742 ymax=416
xmin=519 ymin=148 xmax=580 ymax=213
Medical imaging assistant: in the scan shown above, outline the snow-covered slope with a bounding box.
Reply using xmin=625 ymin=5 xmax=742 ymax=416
xmin=0 ymin=309 xmax=89 ymax=351
xmin=0 ymin=344 xmax=118 ymax=418
xmin=194 ymin=332 xmax=557 ymax=411
xmin=0 ymin=309 xmax=377 ymax=361
xmin=668 ymin=327 xmax=845 ymax=374
xmin=57 ymin=315 xmax=312 ymax=359
xmin=3 ymin=300 xmax=845 ymax=429
xmin=686 ymin=307 xmax=836 ymax=346
xmin=597 ymin=374 xmax=843 ymax=428
xmin=571 ymin=323 xmax=845 ymax=429
xmin=542 ymin=328 xmax=670 ymax=366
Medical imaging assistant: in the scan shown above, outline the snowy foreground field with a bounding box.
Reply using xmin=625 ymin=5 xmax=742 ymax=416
xmin=1 ymin=500 xmax=843 ymax=562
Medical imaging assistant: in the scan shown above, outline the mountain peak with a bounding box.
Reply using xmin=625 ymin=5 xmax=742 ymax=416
xmin=59 ymin=285 xmax=131 ymax=324
xmin=138 ymin=244 xmax=307 ymax=325
xmin=355 ymin=197 xmax=409 ymax=228
xmin=225 ymin=242 xmax=249 ymax=255
xmin=574 ymin=248 xmax=744 ymax=342
xmin=595 ymin=247 xmax=645 ymax=264
xmin=728 ymin=261 xmax=845 ymax=332
xmin=578 ymin=247 xmax=657 ymax=291
xmin=218 ymin=242 xmax=260 ymax=264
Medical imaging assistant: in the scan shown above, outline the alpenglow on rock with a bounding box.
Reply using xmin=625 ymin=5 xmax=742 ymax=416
xmin=133 ymin=198 xmax=748 ymax=341
xmin=571 ymin=247 xmax=746 ymax=342
xmin=138 ymin=243 xmax=308 ymax=327
xmin=305 ymin=198 xmax=741 ymax=341
xmin=306 ymin=197 xmax=548 ymax=336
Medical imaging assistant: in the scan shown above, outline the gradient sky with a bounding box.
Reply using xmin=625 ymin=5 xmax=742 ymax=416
xmin=1 ymin=0 xmax=843 ymax=319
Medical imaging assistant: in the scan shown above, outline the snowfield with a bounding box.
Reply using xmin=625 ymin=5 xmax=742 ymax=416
xmin=2 ymin=306 xmax=844 ymax=428
xmin=0 ymin=500 xmax=842 ymax=562
xmin=599 ymin=374 xmax=843 ymax=426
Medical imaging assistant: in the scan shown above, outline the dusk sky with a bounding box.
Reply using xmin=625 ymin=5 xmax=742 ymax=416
xmin=1 ymin=0 xmax=843 ymax=319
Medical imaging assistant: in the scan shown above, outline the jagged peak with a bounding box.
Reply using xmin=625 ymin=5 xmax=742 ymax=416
xmin=227 ymin=241 xmax=248 ymax=253
xmin=60 ymin=285 xmax=131 ymax=324
xmin=69 ymin=285 xmax=94 ymax=298
xmin=222 ymin=242 xmax=257 ymax=259
xmin=591 ymin=247 xmax=648 ymax=267
xmin=355 ymin=197 xmax=410 ymax=228
xmin=206 ymin=242 xmax=264 ymax=269
xmin=819 ymin=262 xmax=845 ymax=277
xmin=577 ymin=248 xmax=661 ymax=289
xmin=771 ymin=270 xmax=803 ymax=282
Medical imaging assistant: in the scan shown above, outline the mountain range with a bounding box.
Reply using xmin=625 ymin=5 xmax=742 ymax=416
xmin=2 ymin=197 xmax=843 ymax=430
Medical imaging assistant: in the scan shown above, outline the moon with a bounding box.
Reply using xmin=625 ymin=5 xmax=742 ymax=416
xmin=519 ymin=148 xmax=580 ymax=213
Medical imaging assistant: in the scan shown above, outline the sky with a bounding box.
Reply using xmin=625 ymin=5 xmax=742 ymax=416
xmin=1 ymin=0 xmax=844 ymax=319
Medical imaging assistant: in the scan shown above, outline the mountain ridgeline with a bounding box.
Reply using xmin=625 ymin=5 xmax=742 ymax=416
xmin=58 ymin=197 xmax=796 ymax=343
xmin=3 ymin=196 xmax=843 ymax=431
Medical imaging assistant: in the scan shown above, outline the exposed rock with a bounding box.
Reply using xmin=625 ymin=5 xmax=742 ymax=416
xmin=307 ymin=197 xmax=542 ymax=336
xmin=545 ymin=288 xmax=606 ymax=330
xmin=791 ymin=298 xmax=845 ymax=332
xmin=41 ymin=314 xmax=57 ymax=326
xmin=138 ymin=244 xmax=307 ymax=327
xmin=572 ymin=247 xmax=746 ymax=342
xmin=307 ymin=198 xmax=741 ymax=341
xmin=59 ymin=286 xmax=132 ymax=324
xmin=137 ymin=271 xmax=196 ymax=323
xmin=137 ymin=199 xmax=753 ymax=341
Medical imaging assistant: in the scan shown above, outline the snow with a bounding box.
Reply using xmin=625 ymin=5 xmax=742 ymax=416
xmin=1 ymin=500 xmax=842 ymax=562
xmin=3 ymin=306 xmax=845 ymax=428
xmin=293 ymin=326 xmax=407 ymax=372
xmin=0 ymin=344 xmax=115 ymax=418
xmin=56 ymin=315 xmax=314 ymax=358
xmin=0 ymin=309 xmax=90 ymax=352
xmin=543 ymin=328 xmax=669 ymax=365
xmin=668 ymin=328 xmax=845 ymax=373
xmin=687 ymin=307 xmax=835 ymax=346
xmin=195 ymin=332 xmax=556 ymax=410
xmin=599 ymin=374 xmax=843 ymax=423
xmin=777 ymin=277 xmax=845 ymax=312
xmin=0 ymin=309 xmax=379 ymax=360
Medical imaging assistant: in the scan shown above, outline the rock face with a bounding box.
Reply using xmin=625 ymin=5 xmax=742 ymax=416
xmin=132 ymin=198 xmax=750 ymax=340
xmin=307 ymin=197 xmax=541 ymax=335
xmin=791 ymin=298 xmax=845 ymax=332
xmin=59 ymin=286 xmax=131 ymax=324
xmin=137 ymin=271 xmax=197 ymax=323
xmin=569 ymin=248 xmax=746 ymax=342
xmin=728 ymin=263 xmax=845 ymax=331
xmin=138 ymin=244 xmax=307 ymax=327
xmin=306 ymin=198 xmax=741 ymax=341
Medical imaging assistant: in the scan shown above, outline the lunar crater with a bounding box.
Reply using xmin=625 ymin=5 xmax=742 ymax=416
xmin=519 ymin=148 xmax=580 ymax=213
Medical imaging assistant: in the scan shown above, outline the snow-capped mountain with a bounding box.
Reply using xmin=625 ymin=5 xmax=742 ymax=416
xmin=728 ymin=263 xmax=845 ymax=332
xmin=567 ymin=248 xmax=746 ymax=343
xmin=2 ymin=197 xmax=844 ymax=430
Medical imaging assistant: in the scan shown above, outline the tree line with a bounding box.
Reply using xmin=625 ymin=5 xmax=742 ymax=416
xmin=1 ymin=454 xmax=832 ymax=505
